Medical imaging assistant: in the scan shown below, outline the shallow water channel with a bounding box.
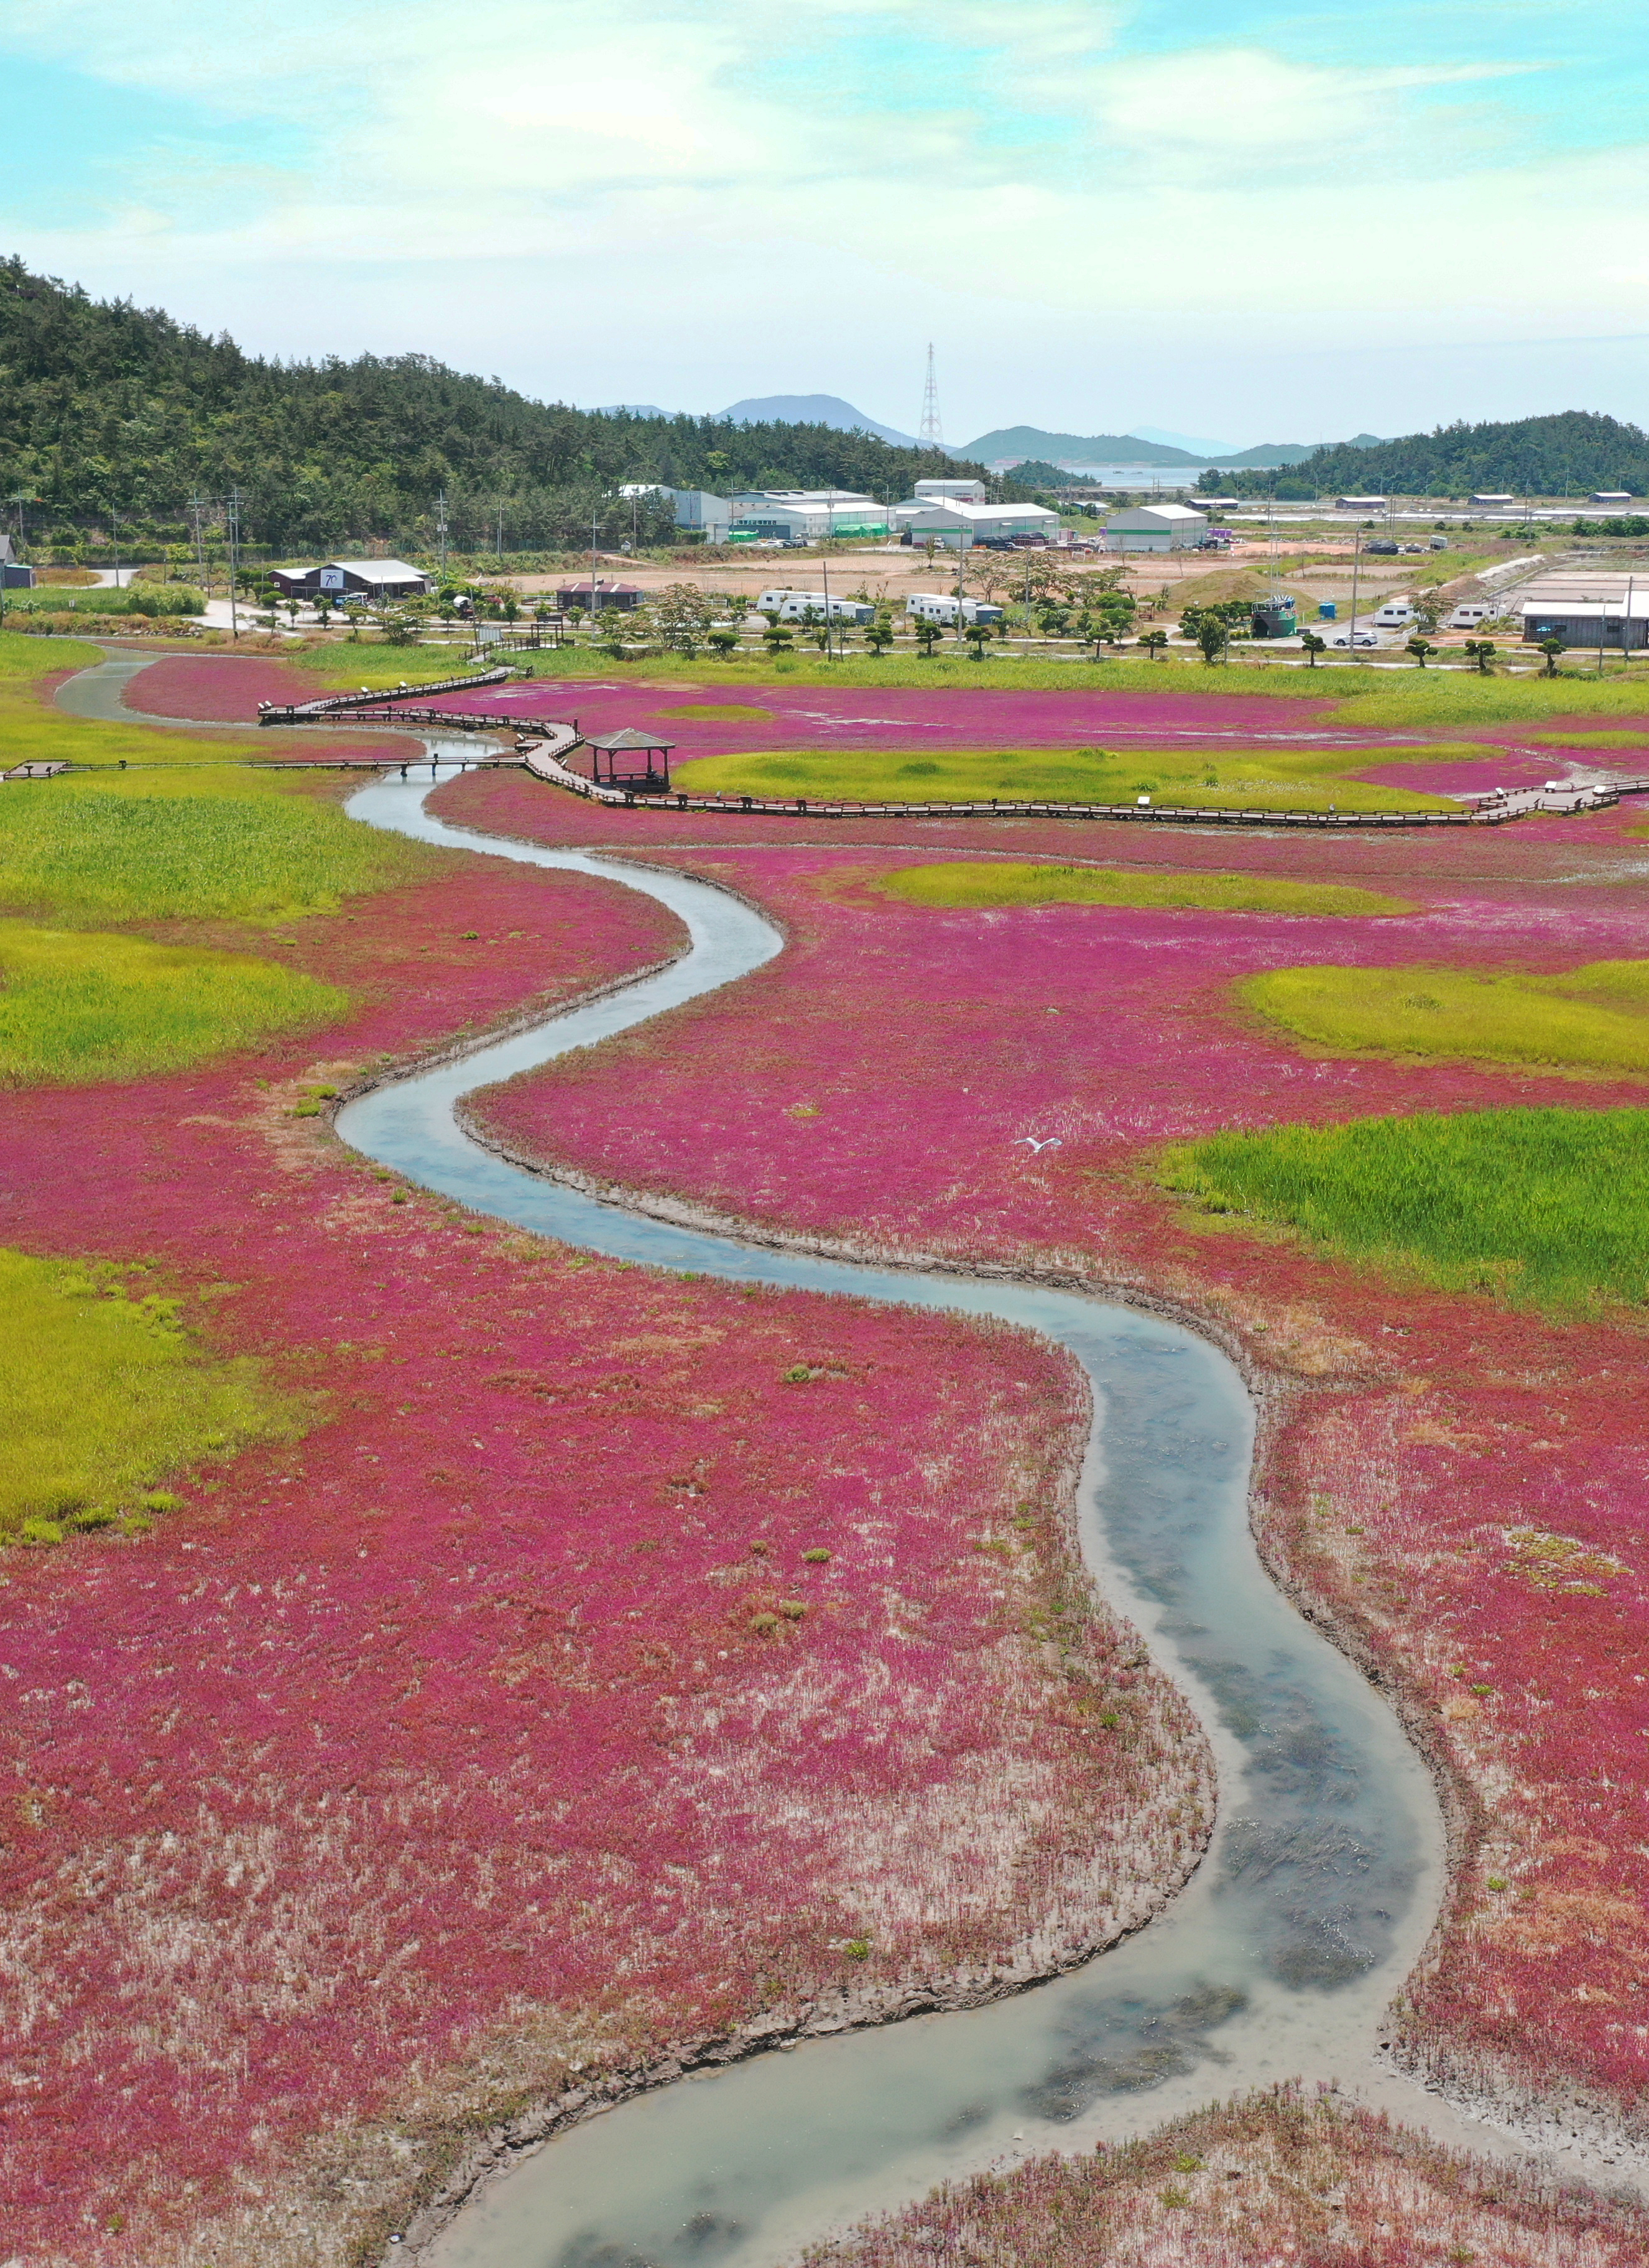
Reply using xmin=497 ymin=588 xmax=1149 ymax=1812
xmin=335 ymin=767 xmax=1444 ymax=2268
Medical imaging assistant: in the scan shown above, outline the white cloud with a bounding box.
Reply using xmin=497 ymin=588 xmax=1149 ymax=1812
xmin=1 ymin=2 xmax=1646 ymax=437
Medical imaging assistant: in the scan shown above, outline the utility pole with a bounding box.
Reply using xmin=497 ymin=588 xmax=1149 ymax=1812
xmin=496 ymin=507 xmax=504 ymax=565
xmin=110 ymin=507 xmax=122 ymax=592
xmin=590 ymin=510 xmax=599 ymax=620
xmin=436 ymin=489 xmax=448 ymax=583
xmin=188 ymin=494 xmax=206 ymax=592
xmin=1346 ymin=530 xmax=1362 ymax=661
xmin=820 ymin=545 xmax=832 ymax=662
xmin=226 ymin=487 xmax=242 ymax=640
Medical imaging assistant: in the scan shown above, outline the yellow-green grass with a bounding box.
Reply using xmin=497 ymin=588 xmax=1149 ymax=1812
xmin=1160 ymin=1106 xmax=1649 ymax=1313
xmin=656 ymin=703 xmax=774 ymax=721
xmin=875 ymin=862 xmax=1415 ymax=918
xmin=672 ymin=745 xmax=1459 ymax=814
xmin=0 ymin=763 xmax=435 ymax=926
xmin=0 ymin=629 xmax=104 ymax=680
xmin=0 ymin=924 xmax=348 ymax=1085
xmin=0 ymin=1249 xmax=302 ymax=1544
xmin=1242 ymin=960 xmax=1649 ymax=1076
xmin=1528 ymin=728 xmax=1649 ymax=749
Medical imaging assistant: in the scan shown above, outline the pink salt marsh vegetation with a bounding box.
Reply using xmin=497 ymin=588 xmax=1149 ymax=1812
xmin=805 ymin=2088 xmax=1649 ymax=2267
xmin=1 ymin=831 xmax=1208 ymax=2262
xmin=445 ymin=767 xmax=1649 ymax=2150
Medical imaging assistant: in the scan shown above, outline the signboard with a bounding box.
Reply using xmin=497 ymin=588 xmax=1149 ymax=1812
xmin=319 ymin=566 xmax=346 ymax=591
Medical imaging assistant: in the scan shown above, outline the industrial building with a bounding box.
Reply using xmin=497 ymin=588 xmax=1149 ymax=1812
xmin=897 ymin=499 xmax=1062 ymax=548
xmin=912 ymin=477 xmax=989 ymax=505
xmin=1336 ymin=495 xmax=1388 ymax=510
xmin=1592 ymin=491 xmax=1636 ymax=504
xmin=729 ymin=491 xmax=889 ymax=544
xmin=618 ymin=484 xmax=733 ymax=542
xmin=1102 ymin=502 xmax=1208 ymax=553
xmin=1519 ymin=571 xmax=1649 ymax=650
xmin=270 ymin=559 xmax=430 ymax=602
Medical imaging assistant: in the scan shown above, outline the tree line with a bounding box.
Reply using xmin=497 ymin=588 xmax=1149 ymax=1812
xmin=0 ymin=258 xmax=982 ymax=553
xmin=1198 ymin=410 xmax=1649 ymax=501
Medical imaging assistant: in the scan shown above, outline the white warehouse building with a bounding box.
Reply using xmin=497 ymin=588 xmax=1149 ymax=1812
xmin=896 ymin=500 xmax=1063 ymax=548
xmin=618 ymin=484 xmax=732 ymax=542
xmin=1102 ymin=503 xmax=1208 ymax=553
xmin=730 ymin=491 xmax=889 ymax=545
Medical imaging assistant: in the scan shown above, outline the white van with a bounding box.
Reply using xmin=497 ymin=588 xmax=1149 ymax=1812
xmin=1372 ymin=597 xmax=1414 ymax=627
xmin=906 ymin=592 xmax=1006 ymax=626
xmin=756 ymin=588 xmax=874 ymax=624
xmin=1446 ymin=601 xmax=1497 ymax=630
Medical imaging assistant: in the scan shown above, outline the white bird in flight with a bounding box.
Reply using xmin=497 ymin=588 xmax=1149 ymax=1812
xmin=1014 ymin=1136 xmax=1063 ymax=1155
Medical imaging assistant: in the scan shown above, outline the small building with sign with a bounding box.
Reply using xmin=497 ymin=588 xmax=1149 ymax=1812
xmin=270 ymin=559 xmax=430 ymax=602
xmin=553 ymin=578 xmax=646 ymax=612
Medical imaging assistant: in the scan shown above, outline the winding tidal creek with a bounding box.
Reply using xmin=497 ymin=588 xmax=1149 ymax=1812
xmin=334 ymin=767 xmax=1446 ymax=2267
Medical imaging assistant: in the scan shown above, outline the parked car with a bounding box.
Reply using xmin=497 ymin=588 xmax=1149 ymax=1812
xmin=1366 ymin=540 xmax=1400 ymax=555
xmin=1327 ymin=626 xmax=1380 ymax=648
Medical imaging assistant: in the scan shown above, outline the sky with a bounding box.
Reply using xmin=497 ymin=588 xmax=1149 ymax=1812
xmin=3 ymin=0 xmax=1647 ymax=449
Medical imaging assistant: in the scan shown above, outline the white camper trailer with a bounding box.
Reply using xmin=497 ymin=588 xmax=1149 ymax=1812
xmin=905 ymin=592 xmax=1006 ymax=627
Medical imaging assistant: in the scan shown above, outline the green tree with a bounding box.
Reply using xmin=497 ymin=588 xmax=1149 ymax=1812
xmin=1538 ymin=634 xmax=1567 ymax=676
xmin=1196 ymin=615 xmax=1229 ymax=665
xmin=655 ymin=582 xmax=716 ymax=656
xmin=1139 ymin=629 xmax=1169 ymax=662
xmin=1405 ymin=637 xmax=1436 ymax=668
xmin=913 ymin=619 xmax=943 ymax=658
xmin=762 ymin=622 xmax=794 ymax=654
xmin=706 ymin=629 xmax=740 ymax=659
xmin=964 ymin=620 xmax=994 ymax=660
xmin=864 ymin=617 xmax=895 ymax=657
xmin=1463 ymin=638 xmax=1497 ymax=674
xmin=1300 ymin=630 xmax=1326 ymax=668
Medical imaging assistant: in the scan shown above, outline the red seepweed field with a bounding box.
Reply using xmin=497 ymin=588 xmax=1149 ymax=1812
xmin=0 ymin=740 xmax=1210 ymax=2261
xmin=441 ymin=762 xmax=1649 ymax=2160
xmin=16 ymin=638 xmax=1649 ymax=2263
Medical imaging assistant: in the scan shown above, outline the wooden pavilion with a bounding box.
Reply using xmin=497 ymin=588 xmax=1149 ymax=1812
xmin=583 ymin=728 xmax=675 ymax=793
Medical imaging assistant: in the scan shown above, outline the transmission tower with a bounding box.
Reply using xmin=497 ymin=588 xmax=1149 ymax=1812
xmin=918 ymin=343 xmax=943 ymax=450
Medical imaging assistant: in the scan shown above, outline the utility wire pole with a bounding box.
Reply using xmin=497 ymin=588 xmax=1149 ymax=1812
xmin=436 ymin=489 xmax=448 ymax=583
xmin=226 ymin=487 xmax=242 ymax=640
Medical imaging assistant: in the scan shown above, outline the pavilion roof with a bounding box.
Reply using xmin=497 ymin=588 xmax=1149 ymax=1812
xmin=584 ymin=728 xmax=676 ymax=751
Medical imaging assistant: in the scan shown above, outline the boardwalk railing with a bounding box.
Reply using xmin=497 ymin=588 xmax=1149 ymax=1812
xmin=257 ymin=679 xmax=1649 ymax=830
xmin=257 ymin=667 xmax=512 ymax=724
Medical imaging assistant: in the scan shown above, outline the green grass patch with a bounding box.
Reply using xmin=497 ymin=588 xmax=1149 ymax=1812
xmin=0 ymin=766 xmax=430 ymax=924
xmin=1528 ymin=728 xmax=1649 ymax=749
xmin=0 ymin=1248 xmax=302 ymax=1544
xmin=1242 ymin=960 xmax=1649 ymax=1075
xmin=0 ymin=923 xmax=348 ymax=1085
xmin=874 ymin=861 xmax=1415 ymax=918
xmin=1160 ymin=1106 xmax=1649 ymax=1312
xmin=0 ymin=629 xmax=106 ymax=681
xmin=672 ymin=744 xmax=1458 ymax=813
xmin=655 ymin=703 xmax=774 ymax=721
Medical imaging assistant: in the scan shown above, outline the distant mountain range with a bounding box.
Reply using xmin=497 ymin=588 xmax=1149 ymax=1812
xmin=958 ymin=425 xmax=1379 ymax=469
xmin=719 ymin=394 xmax=919 ymax=448
xmin=642 ymin=394 xmax=1385 ymax=472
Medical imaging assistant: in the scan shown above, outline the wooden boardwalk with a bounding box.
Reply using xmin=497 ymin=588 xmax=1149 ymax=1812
xmin=259 ymin=682 xmax=1649 ymax=831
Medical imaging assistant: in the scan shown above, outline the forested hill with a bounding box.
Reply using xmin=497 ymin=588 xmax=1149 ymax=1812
xmin=1204 ymin=411 xmax=1649 ymax=500
xmin=0 ymin=259 xmax=973 ymax=551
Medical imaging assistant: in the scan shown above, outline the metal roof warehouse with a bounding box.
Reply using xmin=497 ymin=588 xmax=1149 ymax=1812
xmin=270 ymin=559 xmax=430 ymax=601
